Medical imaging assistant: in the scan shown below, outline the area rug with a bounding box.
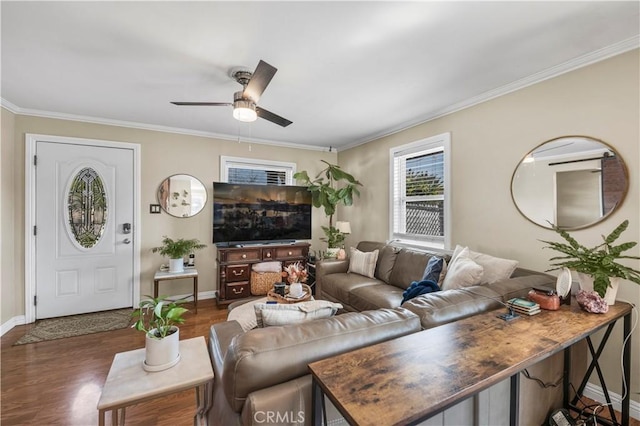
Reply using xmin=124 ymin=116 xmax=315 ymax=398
xmin=13 ymin=308 xmax=133 ymax=345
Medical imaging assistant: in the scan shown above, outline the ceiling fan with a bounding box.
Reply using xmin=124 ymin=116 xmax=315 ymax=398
xmin=171 ymin=60 xmax=292 ymax=127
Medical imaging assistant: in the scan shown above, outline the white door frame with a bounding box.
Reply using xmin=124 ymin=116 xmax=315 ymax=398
xmin=24 ymin=134 xmax=141 ymax=324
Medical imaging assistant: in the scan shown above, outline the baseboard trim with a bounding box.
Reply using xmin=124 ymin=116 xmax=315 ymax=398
xmin=583 ymin=383 xmax=640 ymax=420
xmin=1 ymin=315 xmax=26 ymax=336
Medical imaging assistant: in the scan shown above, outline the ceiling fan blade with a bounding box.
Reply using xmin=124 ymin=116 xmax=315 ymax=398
xmin=256 ymin=106 xmax=292 ymax=127
xmin=170 ymin=102 xmax=232 ymax=106
xmin=243 ymin=60 xmax=277 ymax=103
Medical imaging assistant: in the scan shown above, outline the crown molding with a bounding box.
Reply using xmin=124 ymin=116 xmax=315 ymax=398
xmin=3 ymin=37 xmax=638 ymax=154
xmin=0 ymin=100 xmax=328 ymax=152
xmin=339 ymin=36 xmax=640 ymax=152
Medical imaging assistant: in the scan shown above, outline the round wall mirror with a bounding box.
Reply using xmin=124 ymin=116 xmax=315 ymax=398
xmin=157 ymin=174 xmax=207 ymax=218
xmin=511 ymin=136 xmax=628 ymax=230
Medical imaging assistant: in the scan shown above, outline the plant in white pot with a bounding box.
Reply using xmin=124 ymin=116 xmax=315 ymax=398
xmin=151 ymin=236 xmax=206 ymax=273
xmin=132 ymin=295 xmax=188 ymax=371
xmin=294 ymin=161 xmax=362 ymax=257
xmin=541 ymin=220 xmax=640 ymax=306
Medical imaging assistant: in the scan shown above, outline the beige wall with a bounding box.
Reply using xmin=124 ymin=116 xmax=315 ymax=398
xmin=339 ymin=49 xmax=640 ymax=405
xmin=1 ymin=113 xmax=335 ymax=324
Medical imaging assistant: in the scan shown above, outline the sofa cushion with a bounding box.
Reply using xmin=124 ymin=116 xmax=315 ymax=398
xmin=349 ymin=284 xmax=405 ymax=311
xmin=451 ymin=245 xmax=519 ymax=284
xmin=401 ymin=285 xmax=502 ymax=329
xmin=254 ymin=301 xmax=342 ymax=327
xmin=388 ymin=249 xmax=433 ymax=289
xmin=375 ymin=245 xmax=401 ymax=283
xmin=348 ymin=247 xmax=379 ymax=278
xmin=320 ymin=272 xmax=381 ymax=306
xmin=441 ymin=247 xmax=484 ymax=290
xmin=223 ymin=308 xmax=421 ymax=412
xmin=485 ymin=274 xmax=556 ymax=302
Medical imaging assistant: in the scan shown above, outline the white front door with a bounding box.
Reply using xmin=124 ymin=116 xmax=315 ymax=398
xmin=35 ymin=140 xmax=135 ymax=319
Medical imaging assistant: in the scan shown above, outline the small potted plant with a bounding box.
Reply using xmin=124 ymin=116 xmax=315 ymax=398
xmin=132 ymin=295 xmax=188 ymax=371
xmin=151 ymin=236 xmax=206 ymax=273
xmin=541 ymin=220 xmax=640 ymax=306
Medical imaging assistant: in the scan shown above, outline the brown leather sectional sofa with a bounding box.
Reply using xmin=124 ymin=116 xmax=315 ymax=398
xmin=208 ymin=241 xmax=556 ymax=425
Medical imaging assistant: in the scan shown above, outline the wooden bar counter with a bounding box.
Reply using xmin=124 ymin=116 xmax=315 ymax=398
xmin=309 ymin=301 xmax=633 ymax=426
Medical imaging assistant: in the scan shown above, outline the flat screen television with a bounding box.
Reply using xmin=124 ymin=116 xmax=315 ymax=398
xmin=212 ymin=182 xmax=312 ymax=246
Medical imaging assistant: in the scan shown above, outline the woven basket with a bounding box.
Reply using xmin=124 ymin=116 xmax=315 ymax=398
xmin=250 ymin=271 xmax=282 ymax=296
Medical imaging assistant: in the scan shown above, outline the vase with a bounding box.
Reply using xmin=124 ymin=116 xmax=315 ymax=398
xmin=169 ymin=258 xmax=184 ymax=273
xmin=576 ymin=272 xmax=619 ymax=305
xmin=289 ymin=282 xmax=303 ymax=298
xmin=143 ymin=326 xmax=181 ymax=372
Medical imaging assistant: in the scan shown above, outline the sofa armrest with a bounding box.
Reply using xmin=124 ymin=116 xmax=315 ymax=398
xmin=209 ymin=320 xmax=244 ymax=377
xmin=315 ymin=259 xmax=349 ymax=296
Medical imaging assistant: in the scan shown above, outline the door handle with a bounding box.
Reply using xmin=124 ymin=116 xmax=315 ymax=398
xmin=123 ymin=238 xmax=131 ymax=244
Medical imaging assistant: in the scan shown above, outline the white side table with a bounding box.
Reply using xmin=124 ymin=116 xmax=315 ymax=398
xmin=97 ymin=336 xmax=213 ymax=426
xmin=154 ymin=268 xmax=199 ymax=313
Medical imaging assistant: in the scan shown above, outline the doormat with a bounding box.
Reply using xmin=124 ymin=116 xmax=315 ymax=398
xmin=13 ymin=308 xmax=133 ymax=345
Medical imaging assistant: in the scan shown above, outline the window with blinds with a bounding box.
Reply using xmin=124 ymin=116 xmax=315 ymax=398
xmin=220 ymin=156 xmax=296 ymax=185
xmin=390 ymin=133 xmax=451 ymax=248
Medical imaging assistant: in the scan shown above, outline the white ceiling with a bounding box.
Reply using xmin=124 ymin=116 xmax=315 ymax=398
xmin=2 ymin=1 xmax=638 ymax=151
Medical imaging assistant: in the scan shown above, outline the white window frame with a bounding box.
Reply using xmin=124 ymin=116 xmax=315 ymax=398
xmin=220 ymin=156 xmax=296 ymax=185
xmin=389 ymin=132 xmax=451 ymax=249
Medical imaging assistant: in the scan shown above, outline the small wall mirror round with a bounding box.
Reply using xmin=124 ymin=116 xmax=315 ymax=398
xmin=511 ymin=136 xmax=628 ymax=230
xmin=157 ymin=174 xmax=207 ymax=218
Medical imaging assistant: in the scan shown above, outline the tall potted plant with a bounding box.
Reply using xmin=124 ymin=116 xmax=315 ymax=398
xmin=294 ymin=161 xmax=362 ymax=256
xmin=132 ymin=295 xmax=188 ymax=371
xmin=151 ymin=236 xmax=206 ymax=273
xmin=541 ymin=220 xmax=640 ymax=305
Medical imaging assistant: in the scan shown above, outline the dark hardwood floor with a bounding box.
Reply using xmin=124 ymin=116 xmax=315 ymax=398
xmin=1 ymin=299 xmax=228 ymax=426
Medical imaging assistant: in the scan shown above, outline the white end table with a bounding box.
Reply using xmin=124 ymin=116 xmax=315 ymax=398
xmin=97 ymin=336 xmax=213 ymax=426
xmin=153 ymin=268 xmax=199 ymax=313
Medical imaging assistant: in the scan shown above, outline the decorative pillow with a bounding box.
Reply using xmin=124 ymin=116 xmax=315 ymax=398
xmin=348 ymin=248 xmax=379 ymax=278
xmin=421 ymin=256 xmax=444 ymax=283
xmin=441 ymin=247 xmax=484 ymax=290
xmin=450 ymin=245 xmax=518 ymax=284
xmin=254 ymin=301 xmax=343 ymax=328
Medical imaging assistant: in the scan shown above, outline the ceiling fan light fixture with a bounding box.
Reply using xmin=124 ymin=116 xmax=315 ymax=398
xmin=232 ymin=93 xmax=257 ymax=122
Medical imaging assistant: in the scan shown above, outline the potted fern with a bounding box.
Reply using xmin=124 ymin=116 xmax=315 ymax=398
xmin=294 ymin=161 xmax=362 ymax=256
xmin=151 ymin=236 xmax=206 ymax=273
xmin=541 ymin=220 xmax=640 ymax=305
xmin=132 ymin=295 xmax=188 ymax=371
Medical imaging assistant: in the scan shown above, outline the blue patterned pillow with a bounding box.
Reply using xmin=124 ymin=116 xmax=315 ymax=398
xmin=421 ymin=256 xmax=444 ymax=283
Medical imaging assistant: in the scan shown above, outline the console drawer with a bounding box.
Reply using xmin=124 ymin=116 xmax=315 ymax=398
xmin=226 ymin=264 xmax=250 ymax=282
xmin=275 ymin=246 xmax=306 ymax=259
xmin=226 ymin=282 xmax=250 ymax=300
xmin=226 ymin=249 xmax=261 ymax=263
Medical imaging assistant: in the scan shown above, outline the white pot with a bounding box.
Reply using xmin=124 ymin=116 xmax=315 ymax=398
xmin=289 ymin=282 xmax=303 ymax=298
xmin=169 ymin=258 xmax=184 ymax=273
xmin=576 ymin=272 xmax=620 ymax=305
xmin=325 ymin=248 xmax=340 ymax=259
xmin=143 ymin=326 xmax=181 ymax=372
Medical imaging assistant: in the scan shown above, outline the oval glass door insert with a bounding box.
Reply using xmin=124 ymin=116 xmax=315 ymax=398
xmin=67 ymin=167 xmax=108 ymax=248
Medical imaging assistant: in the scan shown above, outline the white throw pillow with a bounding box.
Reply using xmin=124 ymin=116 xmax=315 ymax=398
xmin=450 ymin=245 xmax=518 ymax=284
xmin=254 ymin=300 xmax=343 ymax=328
xmin=348 ymin=247 xmax=379 ymax=278
xmin=441 ymin=247 xmax=484 ymax=290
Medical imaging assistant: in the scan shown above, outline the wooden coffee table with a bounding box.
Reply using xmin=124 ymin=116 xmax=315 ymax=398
xmin=97 ymin=336 xmax=213 ymax=425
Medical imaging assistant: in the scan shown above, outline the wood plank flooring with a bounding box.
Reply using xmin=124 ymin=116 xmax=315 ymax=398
xmin=1 ymin=299 xmax=228 ymax=426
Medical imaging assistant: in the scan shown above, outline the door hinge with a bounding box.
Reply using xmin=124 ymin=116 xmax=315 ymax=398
xmin=33 ymin=155 xmax=37 ymax=166
xmin=34 ymin=295 xmax=37 ymax=306
xmin=33 ymin=226 xmax=37 ymax=236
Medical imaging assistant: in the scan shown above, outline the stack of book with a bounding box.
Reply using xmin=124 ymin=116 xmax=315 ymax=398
xmin=507 ymin=298 xmax=541 ymax=316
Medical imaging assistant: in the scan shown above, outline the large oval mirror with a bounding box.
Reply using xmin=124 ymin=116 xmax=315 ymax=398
xmin=511 ymin=136 xmax=628 ymax=230
xmin=157 ymin=174 xmax=207 ymax=218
